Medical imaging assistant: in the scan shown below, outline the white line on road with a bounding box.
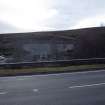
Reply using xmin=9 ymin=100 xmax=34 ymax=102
xmin=57 ymin=69 xmax=105 ymax=76
xmin=32 ymin=69 xmax=105 ymax=77
xmin=69 ymin=82 xmax=105 ymax=89
xmin=0 ymin=69 xmax=105 ymax=80
xmin=17 ymin=78 xmax=26 ymax=80
xmin=33 ymin=89 xmax=39 ymax=92
xmin=0 ymin=92 xmax=7 ymax=95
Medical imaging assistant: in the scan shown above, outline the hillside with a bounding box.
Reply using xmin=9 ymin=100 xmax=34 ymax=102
xmin=0 ymin=26 xmax=105 ymax=62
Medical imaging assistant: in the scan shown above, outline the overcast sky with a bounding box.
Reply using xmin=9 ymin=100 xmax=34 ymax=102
xmin=0 ymin=0 xmax=105 ymax=33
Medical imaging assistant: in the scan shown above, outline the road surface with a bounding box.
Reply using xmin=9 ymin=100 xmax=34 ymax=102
xmin=0 ymin=70 xmax=105 ymax=105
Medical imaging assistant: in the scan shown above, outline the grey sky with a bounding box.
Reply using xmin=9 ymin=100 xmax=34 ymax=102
xmin=0 ymin=0 xmax=105 ymax=33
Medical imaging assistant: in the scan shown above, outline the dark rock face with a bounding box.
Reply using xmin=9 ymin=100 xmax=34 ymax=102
xmin=73 ymin=27 xmax=105 ymax=58
xmin=0 ymin=27 xmax=105 ymax=63
xmin=0 ymin=32 xmax=74 ymax=62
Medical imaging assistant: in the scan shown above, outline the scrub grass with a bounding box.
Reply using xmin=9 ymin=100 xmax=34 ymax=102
xmin=0 ymin=64 xmax=105 ymax=76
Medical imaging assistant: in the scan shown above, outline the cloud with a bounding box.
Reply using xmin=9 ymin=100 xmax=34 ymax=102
xmin=72 ymin=15 xmax=105 ymax=29
xmin=0 ymin=21 xmax=20 ymax=33
xmin=0 ymin=0 xmax=58 ymax=31
xmin=50 ymin=0 xmax=105 ymax=30
xmin=0 ymin=0 xmax=105 ymax=32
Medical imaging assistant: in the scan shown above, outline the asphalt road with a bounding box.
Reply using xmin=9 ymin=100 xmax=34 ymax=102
xmin=0 ymin=70 xmax=105 ymax=105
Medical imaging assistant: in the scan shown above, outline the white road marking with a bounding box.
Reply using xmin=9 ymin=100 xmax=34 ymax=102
xmin=33 ymin=89 xmax=39 ymax=92
xmin=41 ymin=74 xmax=61 ymax=76
xmin=32 ymin=69 xmax=105 ymax=77
xmin=56 ymin=69 xmax=105 ymax=76
xmin=69 ymin=82 xmax=105 ymax=89
xmin=0 ymin=92 xmax=7 ymax=95
xmin=0 ymin=69 xmax=105 ymax=80
xmin=17 ymin=78 xmax=26 ymax=80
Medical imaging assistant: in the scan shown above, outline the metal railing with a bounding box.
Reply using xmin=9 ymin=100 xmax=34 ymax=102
xmin=0 ymin=57 xmax=105 ymax=69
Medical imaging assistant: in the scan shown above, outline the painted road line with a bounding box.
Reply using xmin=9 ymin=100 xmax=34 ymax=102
xmin=0 ymin=92 xmax=7 ymax=95
xmin=32 ymin=69 xmax=105 ymax=77
xmin=0 ymin=69 xmax=105 ymax=79
xmin=17 ymin=78 xmax=26 ymax=80
xmin=33 ymin=89 xmax=39 ymax=92
xmin=58 ymin=69 xmax=105 ymax=75
xmin=69 ymin=82 xmax=105 ymax=89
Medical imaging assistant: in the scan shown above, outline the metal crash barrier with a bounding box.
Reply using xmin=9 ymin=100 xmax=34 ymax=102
xmin=0 ymin=58 xmax=105 ymax=69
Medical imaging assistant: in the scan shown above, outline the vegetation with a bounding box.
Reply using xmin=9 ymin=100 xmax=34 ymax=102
xmin=0 ymin=64 xmax=105 ymax=76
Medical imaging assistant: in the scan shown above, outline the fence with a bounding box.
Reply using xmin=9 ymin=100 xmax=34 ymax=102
xmin=0 ymin=58 xmax=105 ymax=69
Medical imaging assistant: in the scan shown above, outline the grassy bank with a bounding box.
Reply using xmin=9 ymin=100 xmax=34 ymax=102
xmin=0 ymin=64 xmax=105 ymax=76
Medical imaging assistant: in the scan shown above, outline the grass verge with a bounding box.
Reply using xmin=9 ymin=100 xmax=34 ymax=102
xmin=0 ymin=64 xmax=105 ymax=76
